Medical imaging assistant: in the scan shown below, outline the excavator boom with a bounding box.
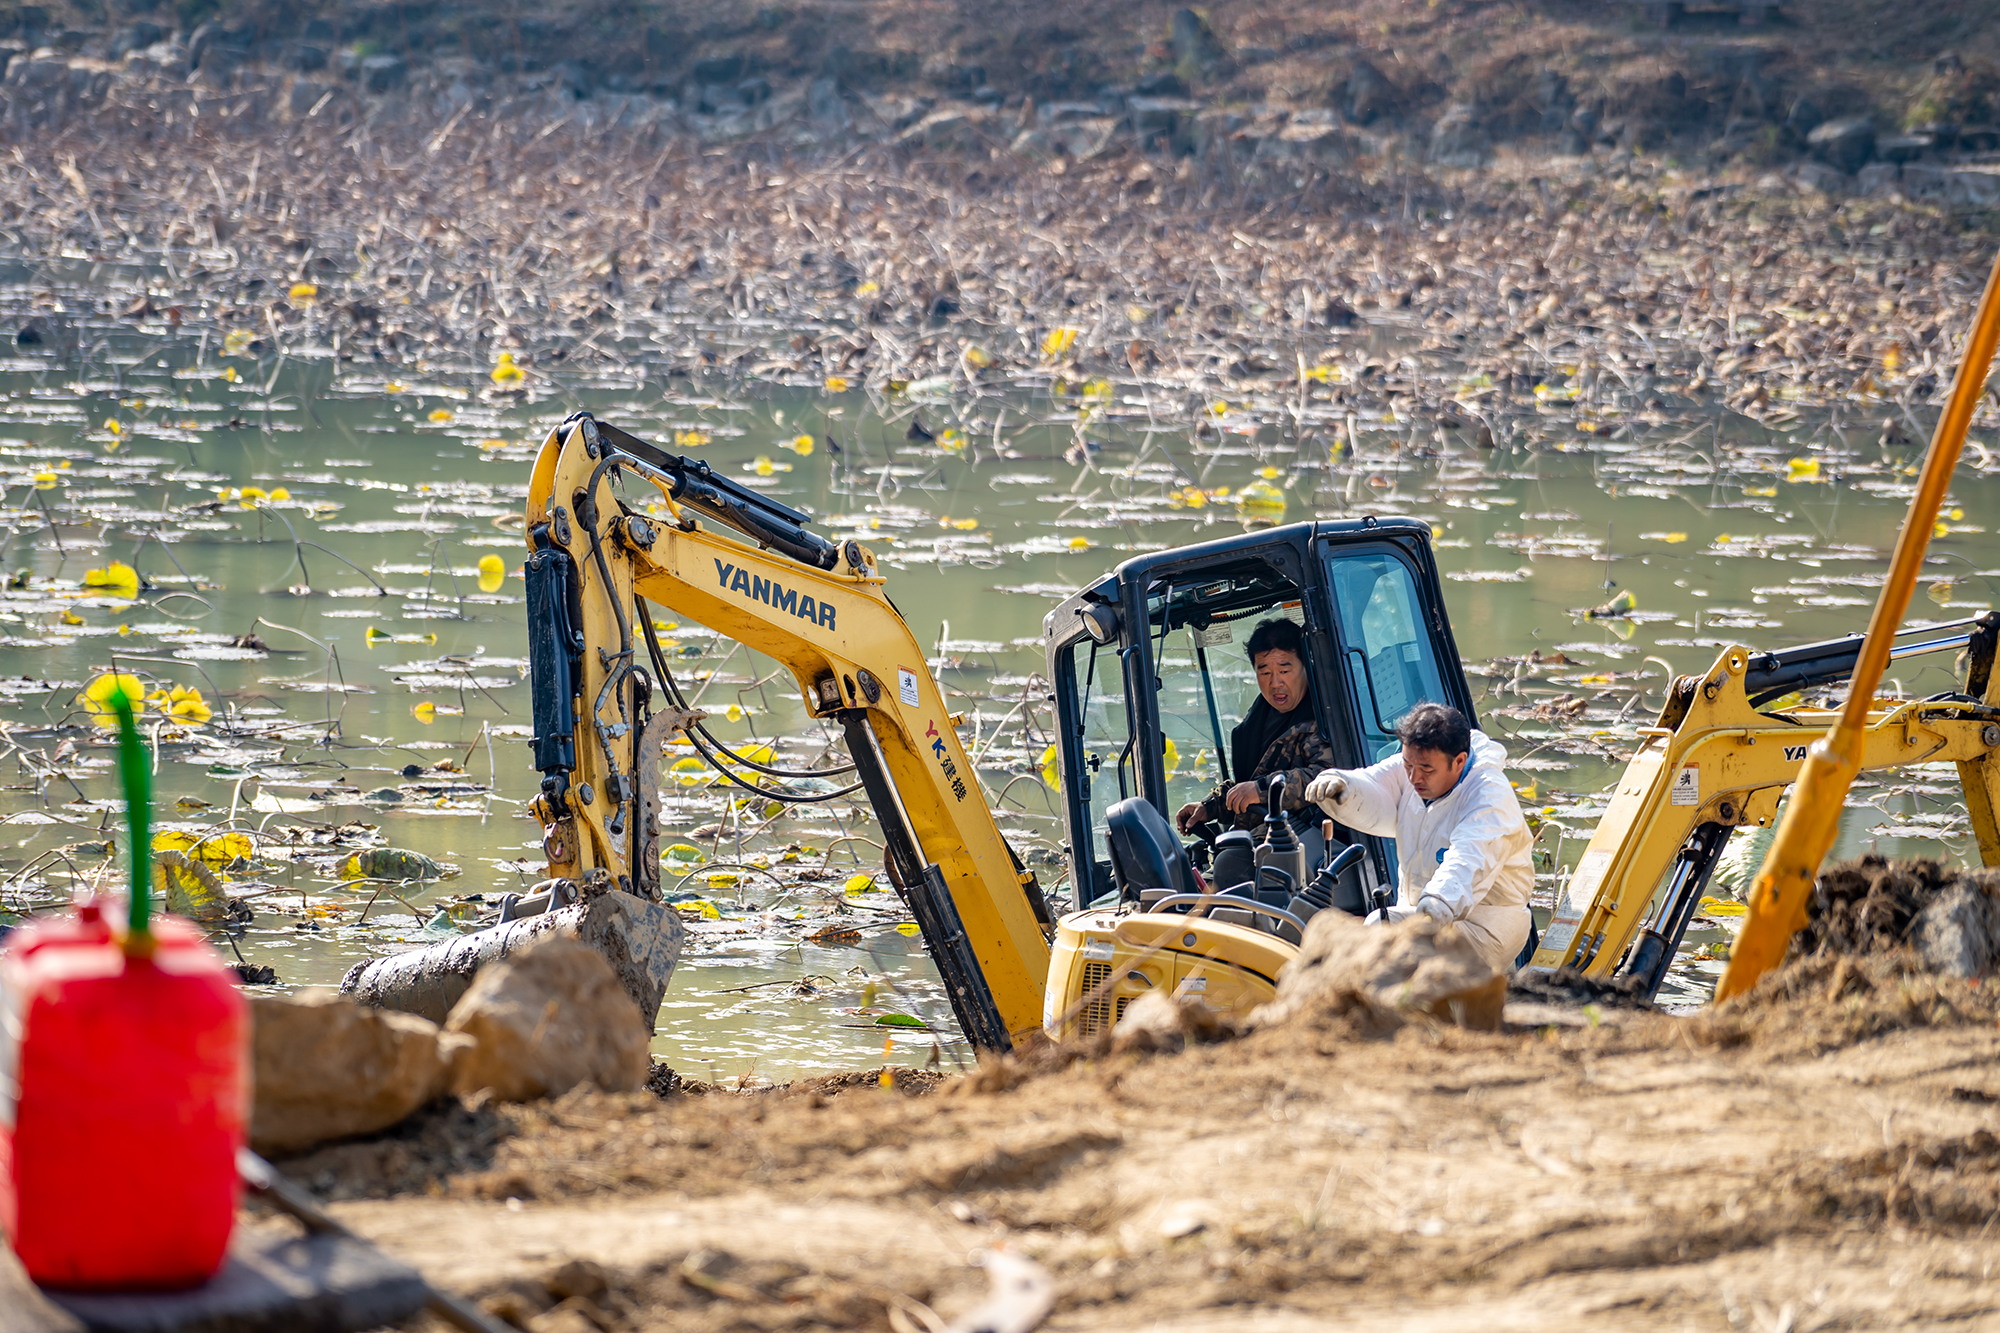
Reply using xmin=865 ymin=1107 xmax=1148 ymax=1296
xmin=524 ymin=413 xmax=1053 ymax=1050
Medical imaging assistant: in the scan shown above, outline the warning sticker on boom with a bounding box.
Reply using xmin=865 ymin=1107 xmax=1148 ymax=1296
xmin=1669 ymin=764 xmax=1700 ymax=807
xmin=897 ymin=666 xmax=920 ymax=707
xmin=1537 ymin=847 xmax=1612 ymax=961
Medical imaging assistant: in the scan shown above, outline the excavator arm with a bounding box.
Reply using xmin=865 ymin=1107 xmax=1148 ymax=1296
xmin=523 ymin=413 xmax=1053 ymax=1050
xmin=1529 ymin=617 xmax=2000 ymax=995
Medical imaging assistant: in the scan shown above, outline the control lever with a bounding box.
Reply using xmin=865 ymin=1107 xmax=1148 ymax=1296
xmin=1368 ymin=866 xmax=1394 ymax=922
xmin=1281 ymin=840 xmax=1367 ymax=940
xmin=1255 ymin=772 xmax=1306 ymax=901
xmin=1184 ymin=818 xmax=1227 ymax=846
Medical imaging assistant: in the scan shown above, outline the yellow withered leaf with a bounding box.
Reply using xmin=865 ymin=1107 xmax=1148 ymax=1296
xmin=155 ymin=852 xmax=232 ymax=923
xmin=152 ymin=829 xmax=253 ymax=866
xmin=84 ymin=561 xmax=140 ymax=598
xmin=79 ymin=673 xmax=145 ymax=728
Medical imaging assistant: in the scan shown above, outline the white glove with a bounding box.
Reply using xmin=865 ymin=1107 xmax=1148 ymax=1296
xmin=1305 ymin=772 xmax=1348 ymax=809
xmin=1364 ymin=905 xmax=1419 ymax=926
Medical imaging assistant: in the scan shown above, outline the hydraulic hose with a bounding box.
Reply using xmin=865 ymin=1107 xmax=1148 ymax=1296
xmin=636 ymin=600 xmax=863 ymax=803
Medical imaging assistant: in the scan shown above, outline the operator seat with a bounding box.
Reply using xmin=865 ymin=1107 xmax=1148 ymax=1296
xmin=1104 ymin=798 xmax=1201 ymax=903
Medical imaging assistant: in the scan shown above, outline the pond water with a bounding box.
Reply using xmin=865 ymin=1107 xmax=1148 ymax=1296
xmin=0 ymin=270 xmax=1993 ymax=1082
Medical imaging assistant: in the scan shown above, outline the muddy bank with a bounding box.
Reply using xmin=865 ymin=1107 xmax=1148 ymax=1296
xmin=264 ymin=875 xmax=2000 ymax=1332
xmin=0 ymin=3 xmax=1995 ymax=435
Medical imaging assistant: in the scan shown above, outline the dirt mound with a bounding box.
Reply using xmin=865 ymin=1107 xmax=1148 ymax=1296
xmin=1793 ymin=855 xmax=2000 ymax=978
xmin=1252 ymin=910 xmax=1505 ymax=1033
xmin=1692 ymin=948 xmax=2000 ymax=1059
xmin=1798 ymin=854 xmax=1960 ymax=959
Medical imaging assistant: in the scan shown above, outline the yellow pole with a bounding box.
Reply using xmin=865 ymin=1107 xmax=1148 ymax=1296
xmin=1716 ymin=244 xmax=2000 ymax=1003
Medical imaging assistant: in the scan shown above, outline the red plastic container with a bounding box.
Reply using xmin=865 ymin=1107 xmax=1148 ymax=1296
xmin=0 ymin=903 xmax=248 ymax=1290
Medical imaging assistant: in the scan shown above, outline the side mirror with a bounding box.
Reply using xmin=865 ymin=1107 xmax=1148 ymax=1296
xmin=1079 ymin=603 xmax=1120 ymax=645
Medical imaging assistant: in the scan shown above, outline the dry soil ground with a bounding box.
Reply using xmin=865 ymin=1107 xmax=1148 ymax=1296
xmin=263 ymin=941 xmax=2000 ymax=1333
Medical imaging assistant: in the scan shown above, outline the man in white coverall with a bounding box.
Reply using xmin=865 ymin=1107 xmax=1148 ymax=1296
xmin=1303 ymin=702 xmax=1534 ymax=973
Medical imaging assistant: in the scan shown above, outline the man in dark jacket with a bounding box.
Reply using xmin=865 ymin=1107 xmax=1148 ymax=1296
xmin=1175 ymin=617 xmax=1335 ymax=834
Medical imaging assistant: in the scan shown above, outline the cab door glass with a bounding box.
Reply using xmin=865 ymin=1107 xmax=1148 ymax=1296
xmin=1327 ymin=553 xmax=1449 ymax=763
xmin=1062 ymin=641 xmax=1130 ymax=906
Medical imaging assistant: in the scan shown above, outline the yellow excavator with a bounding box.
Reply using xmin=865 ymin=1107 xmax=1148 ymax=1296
xmin=344 ymin=410 xmax=2000 ymax=1051
xmin=502 ymin=410 xmax=1347 ymax=1050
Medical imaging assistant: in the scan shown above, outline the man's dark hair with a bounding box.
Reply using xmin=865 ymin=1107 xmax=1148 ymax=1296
xmin=1396 ymin=702 xmax=1470 ymax=757
xmin=1244 ymin=617 xmax=1306 ymax=663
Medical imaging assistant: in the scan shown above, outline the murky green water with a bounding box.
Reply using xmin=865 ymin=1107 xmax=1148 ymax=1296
xmin=0 ymin=273 xmax=1992 ymax=1078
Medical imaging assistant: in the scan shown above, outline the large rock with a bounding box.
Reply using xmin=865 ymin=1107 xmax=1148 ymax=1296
xmin=1253 ymin=121 xmax=1350 ymax=167
xmin=1856 ymin=161 xmax=1901 ymax=195
xmin=1912 ymin=876 xmax=2000 ymax=978
xmin=1253 ymin=909 xmax=1504 ymax=1032
xmin=444 ymin=937 xmax=650 ymax=1102
xmin=10 ymin=57 xmax=67 ymax=94
xmin=1808 ymin=116 xmax=1875 ymax=174
xmin=249 ymin=990 xmax=466 ymax=1155
xmin=898 ymin=107 xmax=989 ymax=152
xmin=109 ymin=22 xmax=162 ymax=59
xmin=1346 ymin=60 xmax=1400 ymax=125
xmin=1785 ymin=96 xmax=1823 ymax=138
xmin=1429 ymin=104 xmax=1489 ymax=167
xmin=1110 ymin=989 xmax=1236 ymax=1055
xmin=1052 ymin=116 xmax=1120 ymax=161
xmin=1169 ymin=8 xmax=1228 ymax=72
xmin=1793 ymin=159 xmax=1850 ymax=194
xmin=808 ymin=76 xmax=848 ymax=129
xmin=1901 ymin=163 xmax=2000 ymax=207
xmin=360 ymin=53 xmax=408 ymax=95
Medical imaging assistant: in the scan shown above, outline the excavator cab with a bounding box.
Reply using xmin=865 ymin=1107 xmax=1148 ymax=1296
xmin=1040 ymin=519 xmax=1478 ymax=1033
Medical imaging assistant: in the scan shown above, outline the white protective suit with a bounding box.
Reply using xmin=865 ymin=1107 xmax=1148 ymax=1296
xmin=1311 ymin=731 xmax=1534 ymax=972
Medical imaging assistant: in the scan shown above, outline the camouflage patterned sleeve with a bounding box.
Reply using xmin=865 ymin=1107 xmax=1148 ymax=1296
xmin=1255 ymin=722 xmax=1336 ymax=814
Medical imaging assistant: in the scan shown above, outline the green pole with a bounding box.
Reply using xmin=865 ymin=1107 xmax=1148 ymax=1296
xmin=108 ymin=681 xmax=153 ymax=951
